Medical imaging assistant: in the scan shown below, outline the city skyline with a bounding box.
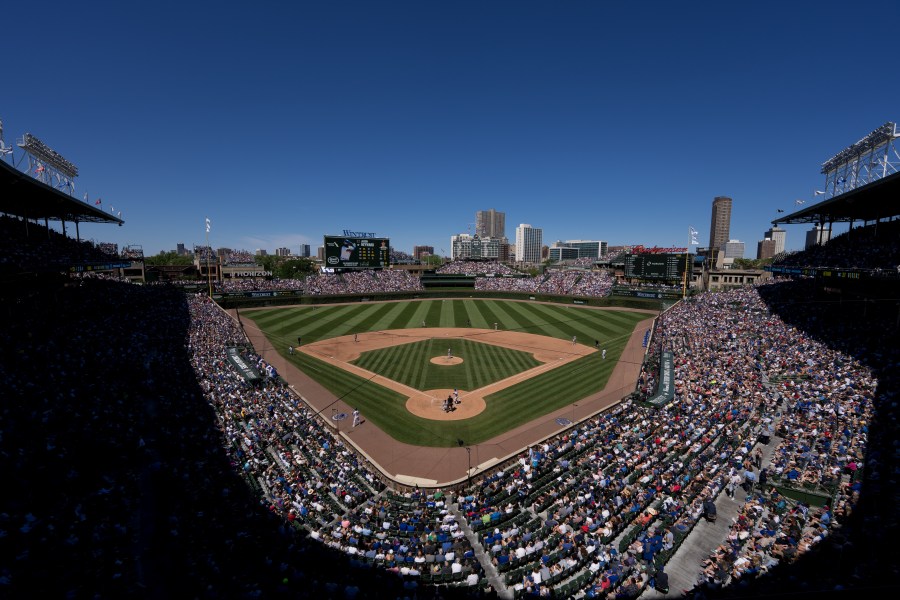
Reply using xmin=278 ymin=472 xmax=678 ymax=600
xmin=2 ymin=1 xmax=898 ymax=256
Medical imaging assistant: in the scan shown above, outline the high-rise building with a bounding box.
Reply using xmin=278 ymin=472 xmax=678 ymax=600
xmin=708 ymin=196 xmax=733 ymax=253
xmin=515 ymin=224 xmax=543 ymax=264
xmin=413 ymin=245 xmax=434 ymax=260
xmin=724 ymin=240 xmax=745 ymax=259
xmin=548 ymin=246 xmax=580 ymax=262
xmin=805 ymin=225 xmax=831 ymax=249
xmin=757 ymin=238 xmax=776 ymax=260
xmin=298 ymin=244 xmax=311 ymax=258
xmin=563 ymin=240 xmax=608 ymax=259
xmin=275 ymin=247 xmax=291 ymax=257
xmin=317 ymin=246 xmax=325 ymax=261
xmin=255 ymin=249 xmax=268 ymax=257
xmin=176 ymin=243 xmax=187 ymax=256
xmin=476 ymin=209 xmax=505 ymax=239
xmin=764 ymin=226 xmax=786 ymax=255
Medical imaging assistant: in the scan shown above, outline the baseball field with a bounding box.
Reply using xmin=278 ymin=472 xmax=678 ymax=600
xmin=244 ymin=299 xmax=651 ymax=448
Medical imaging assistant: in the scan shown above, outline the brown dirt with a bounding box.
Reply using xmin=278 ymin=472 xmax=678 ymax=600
xmin=430 ymin=356 xmax=463 ymax=365
xmin=406 ymin=389 xmax=485 ymax=420
xmin=300 ymin=328 xmax=594 ymax=422
xmin=234 ymin=300 xmax=657 ymax=487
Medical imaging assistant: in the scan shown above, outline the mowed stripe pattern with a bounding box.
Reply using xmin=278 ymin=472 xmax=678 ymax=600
xmin=246 ymin=300 xmax=651 ymax=447
xmin=351 ymin=338 xmax=542 ymax=391
xmin=250 ymin=299 xmax=643 ymax=346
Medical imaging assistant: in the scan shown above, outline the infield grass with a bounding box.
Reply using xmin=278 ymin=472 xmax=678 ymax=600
xmin=351 ymin=338 xmax=542 ymax=391
xmin=246 ymin=299 xmax=651 ymax=446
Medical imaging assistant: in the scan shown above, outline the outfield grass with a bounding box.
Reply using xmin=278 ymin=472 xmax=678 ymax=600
xmin=246 ymin=299 xmax=651 ymax=447
xmin=352 ymin=338 xmax=541 ymax=391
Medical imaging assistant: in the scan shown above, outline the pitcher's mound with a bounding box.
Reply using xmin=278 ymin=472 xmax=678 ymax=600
xmin=430 ymin=356 xmax=463 ymax=365
xmin=406 ymin=389 xmax=486 ymax=420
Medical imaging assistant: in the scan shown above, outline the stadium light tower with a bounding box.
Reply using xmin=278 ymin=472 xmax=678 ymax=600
xmin=819 ymin=122 xmax=899 ymax=198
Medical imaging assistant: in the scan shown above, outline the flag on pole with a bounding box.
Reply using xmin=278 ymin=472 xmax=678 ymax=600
xmin=83 ymin=192 xmax=89 ymax=201
xmin=205 ymin=217 xmax=211 ymax=233
xmin=95 ymin=198 xmax=102 ymax=205
xmin=34 ymin=162 xmax=45 ymax=176
xmin=776 ymin=209 xmax=785 ymax=213
xmin=814 ymin=190 xmax=825 ymax=196
xmin=689 ymin=227 xmax=699 ymax=245
xmin=795 ymin=200 xmax=805 ymax=205
xmin=836 ymin=177 xmax=846 ymax=184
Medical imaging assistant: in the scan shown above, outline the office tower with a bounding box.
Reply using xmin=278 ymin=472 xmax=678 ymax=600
xmin=476 ymin=209 xmax=505 ymax=239
xmin=757 ymin=238 xmax=776 ymax=260
xmin=805 ymin=225 xmax=831 ymax=249
xmin=708 ymin=196 xmax=733 ymax=253
xmin=764 ymin=226 xmax=786 ymax=255
xmin=298 ymin=244 xmax=311 ymax=258
xmin=515 ymin=224 xmax=543 ymax=263
xmin=563 ymin=240 xmax=608 ymax=258
xmin=724 ymin=240 xmax=745 ymax=259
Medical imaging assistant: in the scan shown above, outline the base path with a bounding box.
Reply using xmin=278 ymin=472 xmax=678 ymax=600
xmin=300 ymin=328 xmax=594 ymax=422
xmin=235 ymin=304 xmax=656 ymax=487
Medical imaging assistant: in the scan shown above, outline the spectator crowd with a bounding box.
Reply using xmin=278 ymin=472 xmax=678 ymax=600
xmin=774 ymin=219 xmax=900 ymax=272
xmin=2 ymin=219 xmax=896 ymax=599
xmin=475 ymin=271 xmax=614 ymax=298
xmin=437 ymin=261 xmax=519 ymax=276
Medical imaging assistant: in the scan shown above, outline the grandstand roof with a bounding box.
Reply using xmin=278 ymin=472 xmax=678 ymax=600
xmin=773 ymin=170 xmax=900 ymax=225
xmin=0 ymin=159 xmax=123 ymax=225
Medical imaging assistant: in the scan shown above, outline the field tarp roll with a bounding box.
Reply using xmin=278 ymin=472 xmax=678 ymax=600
xmin=648 ymin=351 xmax=675 ymax=407
xmin=226 ymin=347 xmax=261 ymax=383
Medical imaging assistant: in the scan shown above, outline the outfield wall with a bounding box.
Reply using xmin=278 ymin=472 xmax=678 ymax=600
xmin=215 ymin=288 xmax=664 ymax=311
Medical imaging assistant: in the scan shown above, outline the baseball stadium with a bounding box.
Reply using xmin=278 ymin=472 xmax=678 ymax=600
xmin=2 ymin=122 xmax=899 ymax=600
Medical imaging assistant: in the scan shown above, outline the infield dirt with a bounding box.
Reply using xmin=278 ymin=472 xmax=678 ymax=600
xmin=300 ymin=328 xmax=595 ymax=421
xmin=236 ymin=302 xmax=655 ymax=486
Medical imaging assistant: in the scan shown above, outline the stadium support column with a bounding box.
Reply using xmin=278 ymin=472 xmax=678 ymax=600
xmin=466 ymin=446 xmax=471 ymax=486
xmin=206 ymin=227 xmax=212 ymax=298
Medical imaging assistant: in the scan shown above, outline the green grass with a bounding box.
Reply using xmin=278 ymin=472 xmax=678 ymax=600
xmin=245 ymin=299 xmax=652 ymax=447
xmin=351 ymin=338 xmax=542 ymax=391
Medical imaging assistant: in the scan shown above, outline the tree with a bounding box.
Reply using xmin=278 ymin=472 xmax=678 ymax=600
xmin=274 ymin=258 xmax=316 ymax=279
xmin=255 ymin=255 xmax=278 ymax=273
xmin=733 ymin=258 xmax=773 ymax=270
xmin=145 ymin=251 xmax=193 ymax=266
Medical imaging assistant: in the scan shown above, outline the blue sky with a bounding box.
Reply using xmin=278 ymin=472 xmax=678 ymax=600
xmin=2 ymin=1 xmax=898 ymax=257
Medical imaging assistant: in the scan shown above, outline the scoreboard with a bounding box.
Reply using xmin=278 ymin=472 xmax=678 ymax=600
xmin=324 ymin=236 xmax=390 ymax=269
xmin=624 ymin=253 xmax=688 ymax=281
